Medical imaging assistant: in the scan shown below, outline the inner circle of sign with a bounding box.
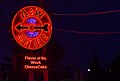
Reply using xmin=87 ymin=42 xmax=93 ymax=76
xmin=22 ymin=17 xmax=42 ymax=38
xmin=11 ymin=6 xmax=52 ymax=50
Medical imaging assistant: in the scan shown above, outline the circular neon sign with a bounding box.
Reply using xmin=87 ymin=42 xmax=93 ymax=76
xmin=11 ymin=6 xmax=52 ymax=50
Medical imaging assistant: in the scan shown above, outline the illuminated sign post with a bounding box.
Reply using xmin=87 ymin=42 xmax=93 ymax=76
xmin=11 ymin=6 xmax=52 ymax=81
xmin=11 ymin=6 xmax=52 ymax=50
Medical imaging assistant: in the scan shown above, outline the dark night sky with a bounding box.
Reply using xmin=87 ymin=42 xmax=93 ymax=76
xmin=1 ymin=0 xmax=120 ymax=73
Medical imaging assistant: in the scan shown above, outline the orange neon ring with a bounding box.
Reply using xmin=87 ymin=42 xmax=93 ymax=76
xmin=11 ymin=6 xmax=52 ymax=50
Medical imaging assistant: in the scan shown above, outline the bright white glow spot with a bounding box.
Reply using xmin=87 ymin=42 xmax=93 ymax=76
xmin=109 ymin=69 xmax=111 ymax=72
xmin=88 ymin=69 xmax=90 ymax=71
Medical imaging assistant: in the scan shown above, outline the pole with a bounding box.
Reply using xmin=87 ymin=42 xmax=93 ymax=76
xmin=29 ymin=70 xmax=34 ymax=81
xmin=29 ymin=51 xmax=34 ymax=81
xmin=42 ymin=46 xmax=48 ymax=81
xmin=44 ymin=71 xmax=48 ymax=81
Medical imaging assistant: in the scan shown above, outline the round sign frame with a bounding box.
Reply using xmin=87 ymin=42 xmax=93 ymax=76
xmin=11 ymin=6 xmax=52 ymax=50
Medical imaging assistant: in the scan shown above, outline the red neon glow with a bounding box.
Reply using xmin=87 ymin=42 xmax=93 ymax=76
xmin=30 ymin=61 xmax=41 ymax=64
xmin=51 ymin=10 xmax=120 ymax=16
xmin=24 ymin=56 xmax=47 ymax=70
xmin=25 ymin=56 xmax=47 ymax=60
xmin=25 ymin=56 xmax=37 ymax=60
xmin=24 ymin=65 xmax=47 ymax=69
xmin=55 ymin=28 xmax=120 ymax=35
xmin=11 ymin=6 xmax=52 ymax=50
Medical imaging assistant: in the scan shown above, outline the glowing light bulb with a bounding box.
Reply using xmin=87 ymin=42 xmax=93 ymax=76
xmin=88 ymin=69 xmax=90 ymax=72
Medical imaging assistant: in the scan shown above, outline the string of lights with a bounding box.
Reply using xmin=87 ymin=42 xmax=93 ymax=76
xmin=51 ymin=9 xmax=120 ymax=16
xmin=54 ymin=28 xmax=120 ymax=35
xmin=51 ymin=9 xmax=120 ymax=34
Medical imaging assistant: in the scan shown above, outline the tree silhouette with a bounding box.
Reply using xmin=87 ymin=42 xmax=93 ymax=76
xmin=0 ymin=56 xmax=12 ymax=81
xmin=110 ymin=54 xmax=120 ymax=81
xmin=86 ymin=52 xmax=103 ymax=81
